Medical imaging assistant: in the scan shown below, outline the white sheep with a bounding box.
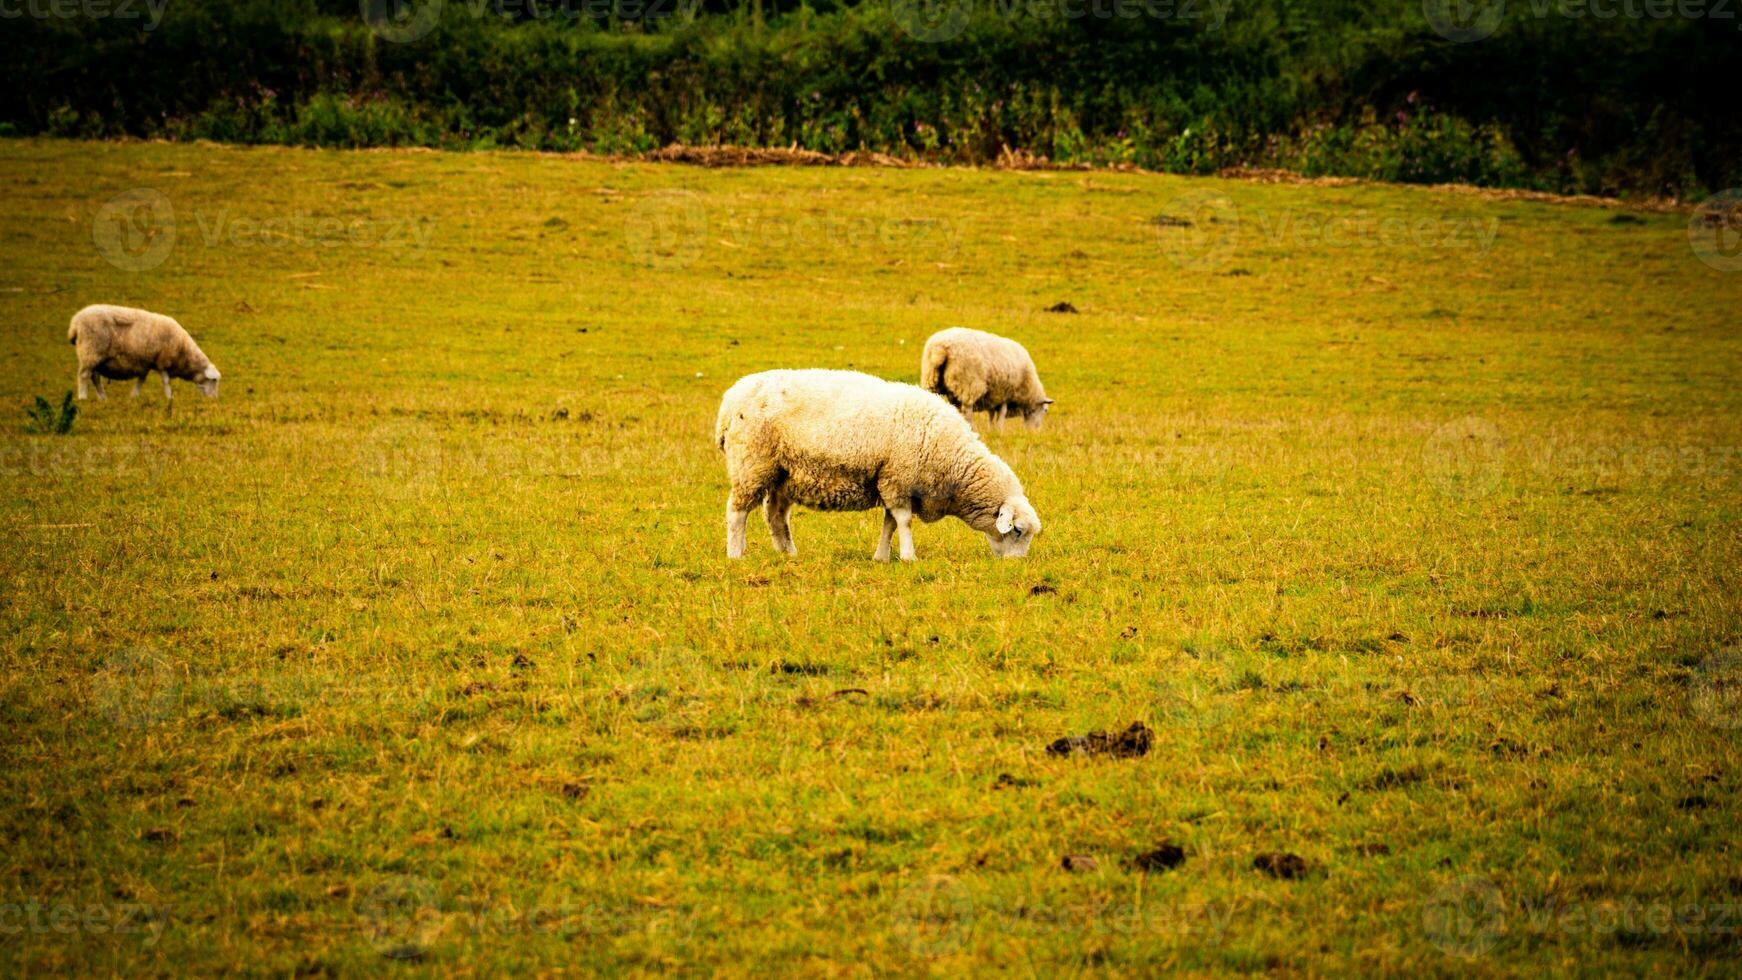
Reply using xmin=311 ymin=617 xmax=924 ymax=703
xmin=715 ymin=369 xmax=1041 ymax=560
xmin=67 ymin=305 xmax=221 ymax=402
xmin=920 ymin=326 xmax=1052 ymax=430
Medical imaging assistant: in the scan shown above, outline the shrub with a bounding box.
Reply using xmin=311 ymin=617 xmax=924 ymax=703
xmin=25 ymin=394 xmax=78 ymax=436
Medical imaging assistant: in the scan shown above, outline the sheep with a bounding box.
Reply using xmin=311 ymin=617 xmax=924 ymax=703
xmin=715 ymin=369 xmax=1042 ymax=561
xmin=67 ymin=305 xmax=221 ymax=402
xmin=920 ymin=326 xmax=1052 ymax=431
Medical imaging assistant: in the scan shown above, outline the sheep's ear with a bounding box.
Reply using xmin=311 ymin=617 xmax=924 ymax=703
xmin=1042 ymin=398 xmax=1055 ymax=406
xmin=204 ymin=365 xmax=221 ymax=380
xmin=995 ymin=503 xmax=1016 ymax=534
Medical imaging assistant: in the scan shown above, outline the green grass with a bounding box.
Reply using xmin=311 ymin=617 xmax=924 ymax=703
xmin=0 ymin=137 xmax=1739 ymax=974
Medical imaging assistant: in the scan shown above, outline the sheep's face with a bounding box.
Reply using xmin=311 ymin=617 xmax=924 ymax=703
xmin=197 ymin=364 xmax=221 ymax=399
xmin=1022 ymin=399 xmax=1054 ymax=430
xmin=986 ymin=496 xmax=1041 ymax=558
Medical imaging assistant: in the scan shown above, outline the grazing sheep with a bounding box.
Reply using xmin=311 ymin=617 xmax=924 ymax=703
xmin=920 ymin=326 xmax=1052 ymax=431
xmin=715 ymin=369 xmax=1041 ymax=561
xmin=68 ymin=305 xmax=220 ymax=402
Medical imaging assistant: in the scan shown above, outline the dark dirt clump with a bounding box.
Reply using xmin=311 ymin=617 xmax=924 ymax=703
xmin=1046 ymin=721 xmax=1153 ymax=759
xmin=1045 ymin=301 xmax=1079 ymax=314
xmin=1254 ymin=852 xmax=1311 ymax=879
xmin=1130 ymin=843 xmax=1186 ymax=871
xmin=1061 ymin=855 xmax=1099 ymax=873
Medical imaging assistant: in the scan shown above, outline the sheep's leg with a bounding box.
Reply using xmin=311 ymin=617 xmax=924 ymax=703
xmin=993 ymin=404 xmax=1007 ymax=432
xmin=873 ymin=509 xmax=896 ymax=562
xmin=92 ymin=375 xmax=108 ymax=400
xmin=131 ymin=377 xmax=143 ymax=398
xmin=891 ymin=506 xmax=917 ymax=561
xmin=764 ymin=488 xmax=797 ymax=556
xmin=76 ymin=367 xmax=90 ymax=400
xmin=726 ymin=498 xmax=752 ymax=559
xmin=161 ymin=373 xmax=173 ymax=402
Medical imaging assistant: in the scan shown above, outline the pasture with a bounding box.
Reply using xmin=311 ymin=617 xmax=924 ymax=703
xmin=0 ymin=137 xmax=1738 ymax=974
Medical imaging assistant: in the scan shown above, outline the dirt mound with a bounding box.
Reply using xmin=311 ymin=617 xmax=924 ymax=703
xmin=641 ymin=144 xmax=919 ymax=169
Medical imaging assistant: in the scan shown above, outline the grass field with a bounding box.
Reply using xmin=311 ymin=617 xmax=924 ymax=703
xmin=1 ymin=137 xmax=1739 ymax=974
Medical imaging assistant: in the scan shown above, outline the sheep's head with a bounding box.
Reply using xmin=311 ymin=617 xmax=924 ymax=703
xmin=986 ymin=496 xmax=1041 ymax=557
xmin=197 ymin=364 xmax=221 ymax=399
xmin=1023 ymin=398 xmax=1054 ymax=430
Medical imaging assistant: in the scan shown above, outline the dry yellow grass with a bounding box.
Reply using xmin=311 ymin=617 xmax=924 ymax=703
xmin=0 ymin=137 xmax=1738 ymax=974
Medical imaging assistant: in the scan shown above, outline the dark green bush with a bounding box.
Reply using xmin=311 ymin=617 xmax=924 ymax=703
xmin=24 ymin=393 xmax=78 ymax=436
xmin=1 ymin=0 xmax=1733 ymax=196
